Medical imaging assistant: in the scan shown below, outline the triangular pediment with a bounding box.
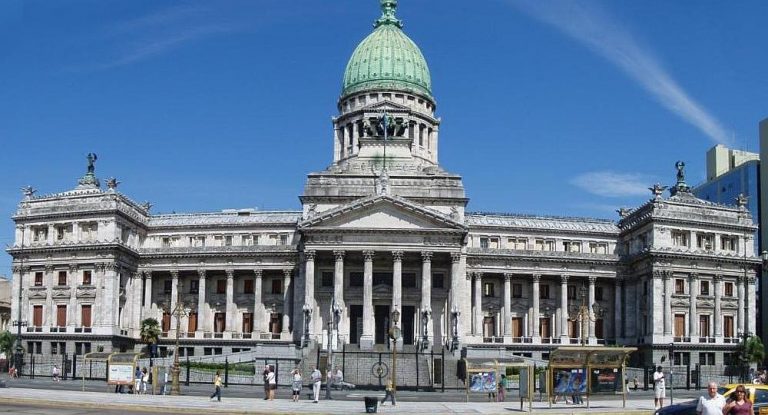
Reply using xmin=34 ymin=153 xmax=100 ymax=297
xmin=299 ymin=195 xmax=466 ymax=231
xmin=365 ymin=101 xmax=410 ymax=113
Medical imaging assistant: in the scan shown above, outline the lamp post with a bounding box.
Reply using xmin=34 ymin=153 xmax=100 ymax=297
xmin=389 ymin=308 xmax=401 ymax=398
xmin=568 ymin=284 xmax=604 ymax=345
xmin=169 ymin=290 xmax=189 ymax=395
xmin=668 ymin=342 xmax=674 ymax=404
xmin=450 ymin=304 xmax=460 ymax=352
xmin=325 ymin=301 xmax=342 ymax=400
xmin=736 ymin=329 xmax=752 ymax=382
xmin=302 ymin=304 xmax=312 ymax=348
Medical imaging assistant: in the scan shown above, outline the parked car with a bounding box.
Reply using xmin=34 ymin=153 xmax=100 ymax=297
xmin=655 ymin=384 xmax=768 ymax=415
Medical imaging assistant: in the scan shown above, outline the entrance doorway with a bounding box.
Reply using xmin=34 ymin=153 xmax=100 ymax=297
xmin=350 ymin=305 xmax=363 ymax=344
xmin=375 ymin=305 xmax=390 ymax=344
xmin=402 ymin=305 xmax=415 ymax=345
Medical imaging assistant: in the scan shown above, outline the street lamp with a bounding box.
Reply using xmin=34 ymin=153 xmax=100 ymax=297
xmin=302 ymin=304 xmax=312 ymax=347
xmin=325 ymin=301 xmax=342 ymax=400
xmin=568 ymin=284 xmax=603 ymax=345
xmin=389 ymin=308 xmax=401 ymax=398
xmin=737 ymin=329 xmax=752 ymax=382
xmin=450 ymin=304 xmax=460 ymax=352
xmin=169 ymin=290 xmax=190 ymax=395
xmin=420 ymin=308 xmax=431 ymax=351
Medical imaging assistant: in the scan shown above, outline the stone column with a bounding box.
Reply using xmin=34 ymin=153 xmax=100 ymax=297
xmin=360 ymin=250 xmax=375 ymax=349
xmin=253 ymin=269 xmax=263 ymax=334
xmin=303 ymin=250 xmax=316 ymax=341
xmin=68 ymin=264 xmax=78 ymax=329
xmin=132 ymin=270 xmax=143 ymax=330
xmin=532 ymin=274 xmax=541 ymax=339
xmin=45 ymin=265 xmax=54 ymax=327
xmin=588 ymin=276 xmax=596 ymax=342
xmin=689 ymin=273 xmax=698 ymax=338
xmin=747 ymin=275 xmax=757 ymax=335
xmin=93 ymin=264 xmax=102 ymax=327
xmin=421 ymin=251 xmax=433 ymax=347
xmin=225 ymin=269 xmax=234 ymax=333
xmin=614 ymin=279 xmax=623 ymax=339
xmin=473 ymin=272 xmax=482 ymax=336
xmin=170 ymin=270 xmax=179 ymax=335
xmin=392 ymin=251 xmax=403 ymax=347
xmin=143 ymin=270 xmax=153 ymax=315
xmin=282 ymin=269 xmax=291 ymax=335
xmin=714 ymin=275 xmax=722 ymax=338
xmin=503 ymin=273 xmax=512 ymax=337
xmin=103 ymin=263 xmax=118 ymax=328
xmin=663 ymin=272 xmax=672 ymax=337
xmin=737 ymin=275 xmax=746 ymax=334
xmin=197 ymin=269 xmax=207 ymax=334
xmin=334 ymin=250 xmax=347 ymax=340
xmin=560 ymin=274 xmax=569 ymax=342
xmin=10 ymin=266 xmax=20 ymax=329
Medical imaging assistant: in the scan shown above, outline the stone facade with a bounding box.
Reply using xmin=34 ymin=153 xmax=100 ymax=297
xmin=6 ymin=1 xmax=760 ymax=369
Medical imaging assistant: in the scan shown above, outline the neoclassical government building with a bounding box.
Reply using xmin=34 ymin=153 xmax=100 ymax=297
xmin=8 ymin=1 xmax=759 ymax=367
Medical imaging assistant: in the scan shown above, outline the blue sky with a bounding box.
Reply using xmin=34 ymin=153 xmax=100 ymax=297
xmin=1 ymin=0 xmax=767 ymax=278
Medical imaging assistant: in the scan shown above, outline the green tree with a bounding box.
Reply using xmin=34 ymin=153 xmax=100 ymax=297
xmin=743 ymin=335 xmax=765 ymax=367
xmin=140 ymin=318 xmax=161 ymax=358
xmin=0 ymin=331 xmax=15 ymax=358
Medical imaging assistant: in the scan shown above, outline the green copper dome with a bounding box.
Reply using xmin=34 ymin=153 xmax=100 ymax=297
xmin=341 ymin=0 xmax=432 ymax=99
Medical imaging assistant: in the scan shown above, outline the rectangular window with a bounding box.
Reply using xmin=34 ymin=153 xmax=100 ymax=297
xmin=321 ymin=271 xmax=334 ymax=288
xmin=595 ymin=319 xmax=604 ymax=339
xmin=432 ymin=273 xmax=444 ymax=289
xmin=568 ymin=320 xmax=578 ymax=338
xmin=350 ymin=272 xmax=363 ymax=287
xmin=35 ymin=272 xmax=43 ymax=286
xmin=58 ymin=271 xmax=67 ymax=286
xmin=725 ymin=282 xmax=734 ymax=297
xmin=483 ymin=282 xmax=494 ymax=297
xmin=696 ymin=233 xmax=714 ymax=250
xmin=512 ymin=283 xmax=523 ymax=298
xmin=509 ymin=238 xmax=527 ymax=250
xmin=700 ymin=281 xmax=710 ymax=296
xmin=489 ymin=238 xmax=499 ymax=249
xmin=27 ymin=341 xmax=42 ymax=355
xmin=56 ymin=305 xmax=67 ymax=327
xmin=511 ymin=317 xmax=523 ymax=337
xmin=190 ymin=280 xmax=199 ymax=294
xmin=163 ymin=280 xmax=172 ymax=294
xmin=162 ymin=313 xmax=171 ymax=333
xmin=596 ymin=286 xmax=604 ymax=301
xmin=539 ymin=318 xmax=551 ymax=338
xmin=672 ymin=230 xmax=690 ymax=247
xmin=674 ymin=279 xmax=685 ymax=294
xmin=82 ymin=270 xmax=92 ymax=285
xmin=567 ymin=285 xmax=576 ymax=300
xmin=279 ymin=234 xmax=289 ymax=245
xmin=162 ymin=237 xmax=171 ymax=247
xmin=479 ymin=237 xmax=489 ymax=249
xmin=214 ymin=313 xmax=226 ymax=333
xmin=241 ymin=235 xmax=252 ymax=246
xmin=242 ymin=312 xmax=253 ymax=333
xmin=271 ymin=279 xmax=282 ymax=294
xmin=243 ymin=279 xmax=254 ymax=294
xmin=224 ymin=235 xmax=233 ymax=246
xmin=724 ymin=316 xmax=734 ymax=338
xmin=372 ymin=272 xmax=392 ymax=286
xmin=216 ymin=279 xmax=226 ymax=294
xmin=33 ymin=305 xmax=43 ymax=327
xmin=674 ymin=314 xmax=686 ymax=337
xmin=75 ymin=342 xmax=91 ymax=356
xmin=563 ymin=241 xmax=581 ymax=252
xmin=188 ymin=312 xmax=198 ymax=333
xmin=540 ymin=284 xmax=550 ymax=299
xmin=699 ymin=315 xmax=710 ymax=337
xmin=81 ymin=305 xmax=92 ymax=327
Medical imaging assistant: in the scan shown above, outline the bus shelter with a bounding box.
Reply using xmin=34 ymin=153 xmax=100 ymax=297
xmin=547 ymin=346 xmax=636 ymax=409
xmin=463 ymin=357 xmax=535 ymax=411
xmin=82 ymin=352 xmax=112 ymax=392
xmin=105 ymin=352 xmax=140 ymax=392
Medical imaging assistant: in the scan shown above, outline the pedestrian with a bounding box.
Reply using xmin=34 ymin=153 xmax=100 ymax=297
xmin=262 ymin=364 xmax=271 ymax=400
xmin=9 ymin=365 xmax=17 ymax=379
xmin=310 ymin=366 xmax=322 ymax=403
xmin=497 ymin=374 xmax=507 ymax=402
xmin=571 ymin=375 xmax=584 ymax=405
xmin=722 ymin=384 xmax=754 ymax=415
xmin=162 ymin=370 xmax=170 ymax=395
xmin=696 ymin=382 xmax=726 ymax=415
xmin=52 ymin=365 xmax=60 ymax=382
xmin=633 ymin=376 xmax=639 ymax=391
xmin=209 ymin=370 xmax=222 ymax=402
xmin=134 ymin=366 xmax=142 ymax=394
xmin=653 ymin=366 xmax=666 ymax=410
xmin=381 ymin=376 xmax=396 ymax=406
xmin=141 ymin=367 xmax=149 ymax=394
xmin=266 ymin=365 xmax=277 ymax=400
xmin=291 ymin=369 xmax=302 ymax=402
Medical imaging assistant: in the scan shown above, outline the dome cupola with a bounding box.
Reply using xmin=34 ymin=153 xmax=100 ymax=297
xmin=341 ymin=0 xmax=432 ymax=100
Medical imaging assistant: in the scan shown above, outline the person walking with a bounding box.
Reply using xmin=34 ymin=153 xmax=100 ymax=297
xmin=722 ymin=384 xmax=754 ymax=415
xmin=497 ymin=374 xmax=507 ymax=402
xmin=381 ymin=377 xmax=396 ymax=406
xmin=262 ymin=364 xmax=270 ymax=400
xmin=266 ymin=365 xmax=277 ymax=400
xmin=209 ymin=370 xmax=222 ymax=402
xmin=310 ymin=366 xmax=322 ymax=403
xmin=571 ymin=375 xmax=584 ymax=405
xmin=695 ymin=382 xmax=726 ymax=415
xmin=291 ymin=369 xmax=302 ymax=402
xmin=653 ymin=366 xmax=666 ymax=410
xmin=52 ymin=365 xmax=60 ymax=382
xmin=134 ymin=366 xmax=142 ymax=394
xmin=141 ymin=367 xmax=149 ymax=394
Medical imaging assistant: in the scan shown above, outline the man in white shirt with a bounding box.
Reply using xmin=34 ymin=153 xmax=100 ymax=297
xmin=696 ymin=382 xmax=726 ymax=415
xmin=653 ymin=366 xmax=666 ymax=410
xmin=310 ymin=366 xmax=322 ymax=403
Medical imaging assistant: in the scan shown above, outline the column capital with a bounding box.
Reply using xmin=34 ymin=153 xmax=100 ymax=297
xmin=713 ymin=274 xmax=723 ymax=283
xmin=170 ymin=270 xmax=179 ymax=279
xmin=560 ymin=274 xmax=569 ymax=284
xmin=421 ymin=251 xmax=433 ymax=262
xmin=197 ymin=269 xmax=207 ymax=279
xmin=305 ymin=250 xmax=316 ymax=261
xmin=45 ymin=264 xmax=54 ymax=273
xmin=132 ymin=271 xmax=142 ymax=280
xmin=504 ymin=273 xmax=513 ymax=282
xmin=363 ymin=250 xmax=375 ymax=261
xmin=283 ymin=269 xmax=293 ymax=278
xmin=472 ymin=271 xmax=483 ymax=281
xmin=588 ymin=275 xmax=597 ymax=284
xmin=104 ymin=262 xmax=118 ymax=272
xmin=333 ymin=250 xmax=346 ymax=261
xmin=688 ymin=272 xmax=698 ymax=282
xmin=253 ymin=269 xmax=262 ymax=279
xmin=392 ymin=250 xmax=404 ymax=262
xmin=747 ymin=276 xmax=757 ymax=285
xmin=532 ymin=274 xmax=541 ymax=283
xmin=69 ymin=263 xmax=79 ymax=273
xmin=142 ymin=269 xmax=152 ymax=278
xmin=451 ymin=252 xmax=462 ymax=263
xmin=737 ymin=274 xmax=745 ymax=284
xmin=226 ymin=269 xmax=234 ymax=279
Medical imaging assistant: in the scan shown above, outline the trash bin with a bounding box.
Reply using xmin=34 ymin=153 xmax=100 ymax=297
xmin=364 ymin=396 xmax=378 ymax=413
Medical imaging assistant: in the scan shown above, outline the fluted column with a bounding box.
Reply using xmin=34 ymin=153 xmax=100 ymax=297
xmin=714 ymin=275 xmax=722 ymax=337
xmin=282 ymin=269 xmax=292 ymax=334
xmin=663 ymin=272 xmax=672 ymax=337
xmin=503 ymin=273 xmax=512 ymax=337
xmin=614 ymin=279 xmax=623 ymax=339
xmin=132 ymin=270 xmax=143 ymax=330
xmin=252 ymin=269 xmax=263 ymax=334
xmin=532 ymin=275 xmax=541 ymax=339
xmin=361 ymin=250 xmax=375 ymax=348
xmin=473 ymin=272 xmax=482 ymax=336
xmin=143 ymin=270 xmax=153 ymax=314
xmin=44 ymin=265 xmax=54 ymax=327
xmin=92 ymin=264 xmax=102 ymax=327
xmin=689 ymin=273 xmax=698 ymax=337
xmin=450 ymin=252 xmax=463 ymax=344
xmin=392 ymin=251 xmax=403 ymax=346
xmin=170 ymin=270 xmax=179 ymax=326
xmin=560 ymin=275 xmax=569 ymax=342
xmin=334 ymin=251 xmax=346 ymax=340
xmin=68 ymin=264 xmax=78 ymax=329
xmin=588 ymin=276 xmax=596 ymax=342
xmin=225 ymin=269 xmax=234 ymax=333
xmin=747 ymin=276 xmax=757 ymax=335
xmin=421 ymin=251 xmax=433 ymax=347
xmin=303 ymin=250 xmax=316 ymax=341
xmin=737 ymin=275 xmax=746 ymax=334
xmin=197 ymin=269 xmax=207 ymax=334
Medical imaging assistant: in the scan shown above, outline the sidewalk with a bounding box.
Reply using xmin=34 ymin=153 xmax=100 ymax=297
xmin=0 ymin=386 xmax=660 ymax=414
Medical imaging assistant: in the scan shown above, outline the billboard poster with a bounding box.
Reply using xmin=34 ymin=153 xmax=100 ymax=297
xmin=469 ymin=371 xmax=497 ymax=393
xmin=108 ymin=364 xmax=134 ymax=385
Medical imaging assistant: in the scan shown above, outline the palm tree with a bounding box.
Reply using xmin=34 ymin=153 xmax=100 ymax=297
xmin=0 ymin=331 xmax=15 ymax=360
xmin=140 ymin=318 xmax=161 ymax=360
xmin=736 ymin=335 xmax=765 ymax=381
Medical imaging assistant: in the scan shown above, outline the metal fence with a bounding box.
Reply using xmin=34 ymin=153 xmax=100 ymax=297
xmin=625 ymin=365 xmax=747 ymax=391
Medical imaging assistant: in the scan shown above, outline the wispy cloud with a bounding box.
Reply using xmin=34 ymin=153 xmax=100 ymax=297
xmin=571 ymin=171 xmax=654 ymax=198
xmin=508 ymin=0 xmax=733 ymax=146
